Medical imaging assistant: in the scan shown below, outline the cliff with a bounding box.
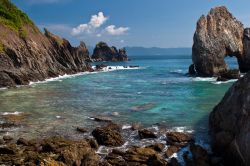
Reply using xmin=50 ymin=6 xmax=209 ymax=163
xmin=210 ymin=72 xmax=250 ymax=166
xmin=92 ymin=42 xmax=128 ymax=61
xmin=190 ymin=6 xmax=250 ymax=77
xmin=0 ymin=0 xmax=92 ymax=88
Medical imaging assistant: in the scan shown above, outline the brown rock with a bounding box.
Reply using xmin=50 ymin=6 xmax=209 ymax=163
xmin=138 ymin=129 xmax=157 ymax=139
xmin=166 ymin=132 xmax=193 ymax=147
xmin=191 ymin=6 xmax=244 ymax=76
xmin=17 ymin=137 xmax=29 ymax=146
xmin=168 ymin=158 xmax=181 ymax=166
xmin=147 ymin=143 xmax=165 ymax=152
xmin=76 ymin=127 xmax=87 ymax=133
xmin=165 ymin=146 xmax=180 ymax=158
xmin=190 ymin=143 xmax=210 ymax=166
xmin=3 ymin=135 xmax=13 ymax=141
xmin=92 ymin=123 xmax=124 ymax=147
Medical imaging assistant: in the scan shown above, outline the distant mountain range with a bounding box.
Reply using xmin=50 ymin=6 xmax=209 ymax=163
xmin=125 ymin=47 xmax=192 ymax=56
xmin=88 ymin=46 xmax=192 ymax=56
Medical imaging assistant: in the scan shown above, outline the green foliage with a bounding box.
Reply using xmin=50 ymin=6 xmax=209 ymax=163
xmin=0 ymin=42 xmax=5 ymax=53
xmin=96 ymin=41 xmax=108 ymax=48
xmin=0 ymin=0 xmax=36 ymax=32
xmin=19 ymin=28 xmax=28 ymax=39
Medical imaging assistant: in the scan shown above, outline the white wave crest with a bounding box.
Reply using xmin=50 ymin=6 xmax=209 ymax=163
xmin=2 ymin=111 xmax=23 ymax=115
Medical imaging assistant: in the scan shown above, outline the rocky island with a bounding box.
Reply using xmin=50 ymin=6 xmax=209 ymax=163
xmin=190 ymin=6 xmax=250 ymax=80
xmin=92 ymin=42 xmax=128 ymax=62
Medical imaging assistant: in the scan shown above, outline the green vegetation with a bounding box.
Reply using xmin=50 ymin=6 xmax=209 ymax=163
xmin=0 ymin=42 xmax=5 ymax=53
xmin=96 ymin=41 xmax=108 ymax=48
xmin=0 ymin=0 xmax=36 ymax=33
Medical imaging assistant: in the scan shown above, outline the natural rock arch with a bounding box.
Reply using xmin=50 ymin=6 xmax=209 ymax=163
xmin=190 ymin=6 xmax=250 ymax=77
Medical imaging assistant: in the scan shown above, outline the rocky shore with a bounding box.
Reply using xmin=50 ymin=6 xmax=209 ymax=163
xmin=0 ymin=120 xmax=221 ymax=166
xmin=0 ymin=1 xmax=129 ymax=88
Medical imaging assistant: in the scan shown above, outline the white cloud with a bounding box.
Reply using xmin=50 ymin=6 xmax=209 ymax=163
xmin=105 ymin=25 xmax=129 ymax=35
xmin=71 ymin=12 xmax=108 ymax=36
xmin=89 ymin=12 xmax=108 ymax=28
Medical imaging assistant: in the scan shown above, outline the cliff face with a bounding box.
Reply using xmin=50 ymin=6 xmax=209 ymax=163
xmin=191 ymin=6 xmax=245 ymax=76
xmin=92 ymin=42 xmax=128 ymax=61
xmin=209 ymin=73 xmax=250 ymax=166
xmin=0 ymin=0 xmax=92 ymax=87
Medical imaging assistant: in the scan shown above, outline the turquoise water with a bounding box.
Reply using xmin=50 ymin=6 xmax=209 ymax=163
xmin=0 ymin=55 xmax=237 ymax=143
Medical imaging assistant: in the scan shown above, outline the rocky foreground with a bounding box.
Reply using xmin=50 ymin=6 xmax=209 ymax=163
xmin=190 ymin=6 xmax=250 ymax=80
xmin=0 ymin=121 xmax=222 ymax=166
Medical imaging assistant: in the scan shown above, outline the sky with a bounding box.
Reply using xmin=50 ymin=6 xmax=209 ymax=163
xmin=11 ymin=0 xmax=250 ymax=48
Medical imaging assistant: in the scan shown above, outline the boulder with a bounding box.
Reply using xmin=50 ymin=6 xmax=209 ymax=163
xmin=165 ymin=146 xmax=180 ymax=158
xmin=104 ymin=146 xmax=167 ymax=166
xmin=138 ymin=129 xmax=157 ymax=139
xmin=166 ymin=132 xmax=193 ymax=147
xmin=147 ymin=143 xmax=165 ymax=152
xmin=191 ymin=6 xmax=244 ymax=76
xmin=76 ymin=127 xmax=87 ymax=133
xmin=210 ymin=72 xmax=250 ymax=166
xmin=92 ymin=123 xmax=124 ymax=147
xmin=190 ymin=143 xmax=210 ymax=166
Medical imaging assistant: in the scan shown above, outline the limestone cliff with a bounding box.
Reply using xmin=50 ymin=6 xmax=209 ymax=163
xmin=0 ymin=0 xmax=92 ymax=87
xmin=92 ymin=42 xmax=128 ymax=61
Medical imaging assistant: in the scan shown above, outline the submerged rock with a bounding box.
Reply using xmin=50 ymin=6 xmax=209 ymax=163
xmin=130 ymin=103 xmax=156 ymax=111
xmin=210 ymin=72 xmax=250 ymax=166
xmin=191 ymin=6 xmax=244 ymax=76
xmin=92 ymin=123 xmax=124 ymax=147
xmin=91 ymin=116 xmax=112 ymax=122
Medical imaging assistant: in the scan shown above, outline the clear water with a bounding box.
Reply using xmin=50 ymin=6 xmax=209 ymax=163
xmin=0 ymin=55 xmax=237 ymax=144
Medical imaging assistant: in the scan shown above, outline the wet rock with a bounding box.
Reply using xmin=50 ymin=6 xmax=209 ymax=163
xmin=131 ymin=123 xmax=142 ymax=130
xmin=165 ymin=146 xmax=180 ymax=158
xmin=91 ymin=116 xmax=112 ymax=122
xmin=168 ymin=158 xmax=181 ymax=166
xmin=130 ymin=103 xmax=155 ymax=111
xmin=147 ymin=143 xmax=165 ymax=152
xmin=138 ymin=129 xmax=157 ymax=139
xmin=105 ymin=146 xmax=167 ymax=166
xmin=209 ymin=72 xmax=250 ymax=166
xmin=191 ymin=6 xmax=244 ymax=76
xmin=190 ymin=143 xmax=210 ymax=166
xmin=76 ymin=127 xmax=87 ymax=133
xmin=0 ymin=122 xmax=18 ymax=128
xmin=95 ymin=64 xmax=107 ymax=71
xmin=92 ymin=123 xmax=124 ymax=147
xmin=219 ymin=69 xmax=240 ymax=80
xmin=189 ymin=64 xmax=196 ymax=75
xmin=166 ymin=132 xmax=193 ymax=147
xmin=86 ymin=138 xmax=99 ymax=149
xmin=3 ymin=135 xmax=13 ymax=141
xmin=0 ymin=144 xmax=16 ymax=154
xmin=17 ymin=138 xmax=29 ymax=146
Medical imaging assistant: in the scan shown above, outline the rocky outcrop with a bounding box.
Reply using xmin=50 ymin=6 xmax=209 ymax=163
xmin=191 ymin=6 xmax=245 ymax=77
xmin=92 ymin=123 xmax=124 ymax=147
xmin=0 ymin=136 xmax=100 ymax=166
xmin=92 ymin=42 xmax=128 ymax=61
xmin=209 ymin=72 xmax=250 ymax=166
xmin=0 ymin=1 xmax=92 ymax=88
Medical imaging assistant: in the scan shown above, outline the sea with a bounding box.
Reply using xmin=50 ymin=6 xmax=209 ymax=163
xmin=0 ymin=54 xmax=238 ymax=157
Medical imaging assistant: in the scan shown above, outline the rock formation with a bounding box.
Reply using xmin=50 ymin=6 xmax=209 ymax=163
xmin=209 ymin=72 xmax=250 ymax=166
xmin=0 ymin=0 xmax=92 ymax=88
xmin=190 ymin=6 xmax=247 ymax=77
xmin=92 ymin=41 xmax=128 ymax=61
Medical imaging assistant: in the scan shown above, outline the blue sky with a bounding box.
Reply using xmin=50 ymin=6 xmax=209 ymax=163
xmin=12 ymin=0 xmax=250 ymax=48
